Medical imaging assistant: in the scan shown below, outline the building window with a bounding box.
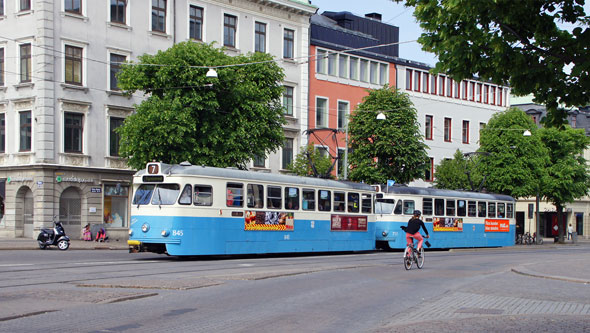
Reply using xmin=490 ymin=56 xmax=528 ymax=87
xmin=0 ymin=113 xmax=4 ymax=153
xmin=462 ymin=120 xmax=469 ymax=144
xmin=491 ymin=86 xmax=496 ymax=105
xmin=20 ymin=44 xmax=31 ymax=83
xmin=20 ymin=0 xmax=30 ymax=11
xmin=109 ymin=117 xmax=124 ymax=156
xmin=438 ymin=76 xmax=445 ymax=96
xmin=283 ymin=28 xmax=294 ymax=59
xmin=65 ymin=0 xmax=81 ymax=14
xmin=454 ymin=81 xmax=460 ymax=98
xmin=571 ymin=115 xmax=577 ymax=128
xmin=484 ymin=85 xmax=489 ymax=103
xmin=19 ymin=111 xmax=32 ymax=152
xmin=283 ymin=86 xmax=293 ymax=116
xmin=498 ymin=87 xmax=503 ymax=106
xmin=339 ymin=54 xmax=348 ymax=78
xmin=413 ymin=70 xmax=420 ymax=91
xmin=479 ymin=122 xmax=486 ymax=138
xmin=370 ymin=62 xmax=378 ymax=84
xmin=422 ymin=72 xmax=428 ymax=93
xmin=316 ymin=49 xmax=326 ymax=74
xmin=469 ymin=82 xmax=475 ymax=101
xmin=360 ymin=59 xmax=368 ymax=82
xmin=476 ymin=83 xmax=482 ymax=102
xmin=379 ymin=63 xmax=388 ymax=85
xmin=425 ymin=157 xmax=434 ymax=181
xmin=111 ymin=0 xmax=127 ymax=24
xmin=444 ymin=117 xmax=452 ymax=142
xmin=0 ymin=0 xmax=3 ymax=15
xmin=430 ymin=74 xmax=436 ymax=94
xmin=349 ymin=56 xmax=358 ymax=80
xmin=405 ymin=69 xmax=412 ymax=90
xmin=425 ymin=115 xmax=433 ymax=140
xmin=282 ymin=138 xmax=293 ymax=169
xmin=109 ymin=53 xmax=126 ymax=91
xmin=64 ymin=112 xmax=83 ymax=153
xmin=337 ymin=101 xmax=349 ymax=130
xmin=462 ymin=81 xmax=468 ymax=100
xmin=152 ymin=0 xmax=167 ymax=33
xmin=65 ymin=45 xmax=83 ymax=85
xmin=189 ymin=5 xmax=203 ymax=41
xmin=316 ymin=97 xmax=328 ymax=128
xmin=446 ymin=78 xmax=452 ymax=97
xmin=104 ymin=184 xmax=129 ymax=227
xmin=327 ymin=52 xmax=337 ymax=76
xmin=253 ymin=154 xmax=265 ymax=168
xmin=254 ymin=22 xmax=266 ymax=53
xmin=0 ymin=48 xmax=4 ymax=86
xmin=224 ymin=14 xmax=237 ymax=48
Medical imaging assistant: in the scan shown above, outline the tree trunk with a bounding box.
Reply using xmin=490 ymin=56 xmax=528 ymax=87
xmin=557 ymin=203 xmax=565 ymax=244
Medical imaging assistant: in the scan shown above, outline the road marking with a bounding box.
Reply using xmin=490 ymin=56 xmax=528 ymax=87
xmin=0 ymin=264 xmax=34 ymax=267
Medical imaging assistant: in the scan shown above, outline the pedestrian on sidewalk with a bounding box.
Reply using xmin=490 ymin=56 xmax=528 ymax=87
xmin=568 ymin=224 xmax=574 ymax=241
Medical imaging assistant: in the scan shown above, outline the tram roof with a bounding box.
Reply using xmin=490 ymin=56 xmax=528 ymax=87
xmin=136 ymin=163 xmax=375 ymax=191
xmin=380 ymin=185 xmax=515 ymax=202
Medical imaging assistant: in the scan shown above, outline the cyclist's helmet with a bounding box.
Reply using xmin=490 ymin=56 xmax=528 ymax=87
xmin=414 ymin=210 xmax=421 ymax=216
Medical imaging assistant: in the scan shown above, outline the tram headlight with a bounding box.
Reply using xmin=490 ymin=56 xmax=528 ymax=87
xmin=141 ymin=223 xmax=150 ymax=233
xmin=128 ymin=229 xmax=133 ymax=236
xmin=382 ymin=231 xmax=388 ymax=237
xmin=161 ymin=230 xmax=169 ymax=237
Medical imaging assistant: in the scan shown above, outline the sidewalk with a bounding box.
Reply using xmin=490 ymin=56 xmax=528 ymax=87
xmin=0 ymin=237 xmax=129 ymax=250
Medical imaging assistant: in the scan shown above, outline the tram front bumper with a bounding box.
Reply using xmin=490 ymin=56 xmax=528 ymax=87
xmin=128 ymin=240 xmax=143 ymax=253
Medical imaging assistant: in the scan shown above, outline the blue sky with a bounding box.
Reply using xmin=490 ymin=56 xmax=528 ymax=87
xmin=309 ymin=0 xmax=438 ymax=66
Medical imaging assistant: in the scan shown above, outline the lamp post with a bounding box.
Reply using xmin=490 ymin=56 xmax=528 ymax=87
xmin=342 ymin=112 xmax=387 ymax=180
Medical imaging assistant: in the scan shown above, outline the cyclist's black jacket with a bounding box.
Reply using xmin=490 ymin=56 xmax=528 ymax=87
xmin=404 ymin=217 xmax=429 ymax=236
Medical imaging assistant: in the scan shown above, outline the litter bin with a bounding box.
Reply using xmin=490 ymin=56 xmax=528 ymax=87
xmin=572 ymin=232 xmax=577 ymax=244
xmin=554 ymin=236 xmax=559 ymax=243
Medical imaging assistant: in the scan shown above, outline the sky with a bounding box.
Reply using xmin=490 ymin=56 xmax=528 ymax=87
xmin=309 ymin=0 xmax=438 ymax=66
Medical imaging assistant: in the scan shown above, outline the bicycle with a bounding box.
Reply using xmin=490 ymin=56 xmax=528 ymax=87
xmin=403 ymin=235 xmax=428 ymax=270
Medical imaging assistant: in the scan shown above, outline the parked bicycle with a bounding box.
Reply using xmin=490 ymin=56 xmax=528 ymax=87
xmin=403 ymin=235 xmax=429 ymax=270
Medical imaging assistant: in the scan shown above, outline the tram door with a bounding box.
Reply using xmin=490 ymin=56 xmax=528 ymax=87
xmin=59 ymin=188 xmax=81 ymax=236
xmin=23 ymin=189 xmax=34 ymax=238
xmin=515 ymin=211 xmax=525 ymax=236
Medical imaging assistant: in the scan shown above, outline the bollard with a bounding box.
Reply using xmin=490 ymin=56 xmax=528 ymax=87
xmin=572 ymin=232 xmax=577 ymax=244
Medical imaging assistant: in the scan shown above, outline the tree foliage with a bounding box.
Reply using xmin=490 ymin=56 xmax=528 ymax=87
xmin=405 ymin=0 xmax=590 ymax=124
xmin=116 ymin=42 xmax=286 ymax=169
xmin=477 ymin=108 xmax=548 ymax=198
xmin=347 ymin=86 xmax=429 ymax=184
xmin=434 ymin=149 xmax=483 ymax=191
xmin=288 ymin=145 xmax=335 ymax=179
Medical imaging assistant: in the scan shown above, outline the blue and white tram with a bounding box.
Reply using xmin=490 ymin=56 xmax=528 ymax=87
xmin=374 ymin=186 xmax=516 ymax=249
xmin=128 ymin=162 xmax=376 ymax=256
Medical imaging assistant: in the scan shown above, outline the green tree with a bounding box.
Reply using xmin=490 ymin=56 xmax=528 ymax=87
xmin=404 ymin=0 xmax=590 ymax=125
xmin=539 ymin=126 xmax=590 ymax=242
xmin=116 ymin=42 xmax=286 ymax=169
xmin=347 ymin=86 xmax=428 ymax=184
xmin=288 ymin=145 xmax=335 ymax=179
xmin=434 ymin=149 xmax=483 ymax=191
xmin=478 ymin=108 xmax=548 ymax=198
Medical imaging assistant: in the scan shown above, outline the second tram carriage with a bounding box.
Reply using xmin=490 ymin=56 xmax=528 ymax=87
xmin=128 ymin=162 xmax=376 ymax=256
xmin=374 ymin=185 xmax=516 ymax=249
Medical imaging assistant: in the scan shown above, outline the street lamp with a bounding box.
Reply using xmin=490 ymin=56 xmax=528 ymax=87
xmin=206 ymin=68 xmax=218 ymax=78
xmin=343 ymin=112 xmax=386 ymax=180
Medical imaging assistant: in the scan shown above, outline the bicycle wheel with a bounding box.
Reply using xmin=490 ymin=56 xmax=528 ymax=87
xmin=416 ymin=247 xmax=424 ymax=269
xmin=403 ymin=247 xmax=413 ymax=270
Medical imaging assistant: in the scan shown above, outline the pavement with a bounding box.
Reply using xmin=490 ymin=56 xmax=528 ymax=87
xmin=1 ymin=236 xmax=588 ymax=284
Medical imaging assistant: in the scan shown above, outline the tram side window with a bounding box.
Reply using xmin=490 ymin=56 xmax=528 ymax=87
xmin=468 ymin=201 xmax=477 ymax=217
xmin=497 ymin=203 xmax=505 ymax=218
xmin=394 ymin=200 xmax=403 ymax=214
xmin=446 ymin=199 xmax=455 ymax=216
xmin=133 ymin=184 xmax=155 ymax=205
xmin=194 ymin=185 xmax=212 ymax=206
xmin=227 ymin=183 xmax=244 ymax=207
xmin=247 ymin=184 xmax=264 ymax=208
xmin=285 ymin=187 xmax=300 ymax=210
xmin=423 ymin=198 xmax=433 ymax=216
xmin=318 ymin=190 xmax=331 ymax=211
xmin=152 ymin=184 xmax=181 ymax=205
xmin=403 ymin=200 xmax=415 ymax=215
xmin=179 ymin=184 xmax=192 ymax=205
xmin=488 ymin=202 xmax=496 ymax=218
xmin=507 ymin=203 xmax=514 ymax=218
xmin=348 ymin=192 xmax=360 ymax=213
xmin=334 ymin=192 xmax=345 ymax=212
xmin=457 ymin=200 xmax=466 ymax=217
xmin=435 ymin=199 xmax=445 ymax=216
xmin=302 ymin=189 xmax=315 ymax=211
xmin=375 ymin=199 xmax=394 ymax=214
xmin=267 ymin=186 xmax=282 ymax=209
xmin=478 ymin=201 xmax=486 ymax=217
xmin=362 ymin=194 xmax=372 ymax=213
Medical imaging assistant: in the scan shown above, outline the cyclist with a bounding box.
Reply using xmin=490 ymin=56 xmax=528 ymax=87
xmin=401 ymin=210 xmax=429 ymax=254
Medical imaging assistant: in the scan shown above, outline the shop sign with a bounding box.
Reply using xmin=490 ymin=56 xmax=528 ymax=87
xmin=6 ymin=176 xmax=34 ymax=183
xmin=56 ymin=176 xmax=94 ymax=183
xmin=37 ymin=181 xmax=43 ymax=188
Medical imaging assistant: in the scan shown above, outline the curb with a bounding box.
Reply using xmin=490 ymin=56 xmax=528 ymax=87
xmin=511 ymin=267 xmax=590 ymax=284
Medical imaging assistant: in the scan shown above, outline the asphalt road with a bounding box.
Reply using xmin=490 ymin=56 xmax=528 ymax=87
xmin=0 ymin=245 xmax=589 ymax=332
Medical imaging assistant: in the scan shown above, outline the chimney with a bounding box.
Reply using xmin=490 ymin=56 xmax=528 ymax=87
xmin=365 ymin=13 xmax=382 ymax=21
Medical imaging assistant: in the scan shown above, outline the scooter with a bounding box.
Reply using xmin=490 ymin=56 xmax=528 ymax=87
xmin=37 ymin=216 xmax=70 ymax=250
